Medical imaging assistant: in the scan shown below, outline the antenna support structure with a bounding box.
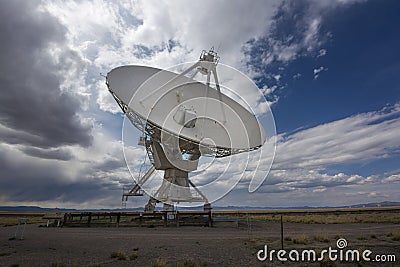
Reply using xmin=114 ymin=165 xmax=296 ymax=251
xmin=118 ymin=48 xmax=224 ymax=213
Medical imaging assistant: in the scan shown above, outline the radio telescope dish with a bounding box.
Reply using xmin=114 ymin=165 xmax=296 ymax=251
xmin=106 ymin=48 xmax=266 ymax=212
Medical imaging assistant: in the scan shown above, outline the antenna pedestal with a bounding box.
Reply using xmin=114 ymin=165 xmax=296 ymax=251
xmin=144 ymin=140 xmax=209 ymax=212
xmin=156 ymin=168 xmax=206 ymax=204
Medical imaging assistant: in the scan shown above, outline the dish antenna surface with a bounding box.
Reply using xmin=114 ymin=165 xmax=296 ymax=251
xmin=106 ymin=48 xmax=266 ymax=212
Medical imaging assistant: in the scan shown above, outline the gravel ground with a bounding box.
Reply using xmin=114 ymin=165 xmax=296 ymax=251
xmin=0 ymin=221 xmax=399 ymax=267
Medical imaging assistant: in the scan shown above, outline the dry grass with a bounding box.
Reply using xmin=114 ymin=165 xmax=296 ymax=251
xmin=284 ymin=236 xmax=292 ymax=241
xmin=313 ymin=235 xmax=330 ymax=243
xmin=50 ymin=264 xmax=84 ymax=267
xmin=387 ymin=231 xmax=400 ymax=241
xmin=0 ymin=252 xmax=12 ymax=257
xmin=0 ymin=214 xmax=47 ymax=226
xmin=214 ymin=207 xmax=400 ymax=224
xmin=283 ymin=234 xmax=312 ymax=245
xmin=150 ymin=259 xmax=199 ymax=267
xmin=292 ymin=234 xmax=310 ymax=245
xmin=284 ymin=234 xmax=336 ymax=245
xmin=242 ymin=210 xmax=400 ymax=224
xmin=110 ymin=251 xmax=127 ymax=260
xmin=153 ymin=258 xmax=167 ymax=267
xmin=129 ymin=252 xmax=138 ymax=261
xmin=319 ymin=256 xmax=337 ymax=267
xmin=171 ymin=260 xmax=196 ymax=267
xmin=291 ymin=232 xmax=400 ymax=244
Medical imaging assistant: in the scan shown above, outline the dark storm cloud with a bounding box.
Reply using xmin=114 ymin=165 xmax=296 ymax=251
xmin=95 ymin=157 xmax=126 ymax=172
xmin=20 ymin=147 xmax=74 ymax=161
xmin=0 ymin=124 xmax=48 ymax=147
xmin=0 ymin=0 xmax=92 ymax=149
xmin=0 ymin=150 xmax=118 ymax=203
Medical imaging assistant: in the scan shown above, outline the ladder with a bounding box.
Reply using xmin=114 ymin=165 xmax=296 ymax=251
xmin=122 ymin=138 xmax=156 ymax=202
xmin=145 ymin=139 xmax=155 ymax=164
xmin=122 ymin=165 xmax=155 ymax=200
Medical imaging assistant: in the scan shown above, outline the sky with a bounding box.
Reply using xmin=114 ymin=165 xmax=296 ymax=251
xmin=0 ymin=0 xmax=399 ymax=209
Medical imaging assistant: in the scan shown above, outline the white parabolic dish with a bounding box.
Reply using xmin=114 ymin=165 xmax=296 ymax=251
xmin=107 ymin=65 xmax=266 ymax=156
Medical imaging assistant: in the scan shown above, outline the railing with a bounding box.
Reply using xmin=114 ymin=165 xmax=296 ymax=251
xmin=63 ymin=211 xmax=212 ymax=227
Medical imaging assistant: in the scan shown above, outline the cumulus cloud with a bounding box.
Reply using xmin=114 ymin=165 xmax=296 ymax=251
xmin=317 ymin=49 xmax=327 ymax=57
xmin=191 ymin=103 xmax=400 ymax=205
xmin=244 ymin=1 xmax=329 ymax=70
xmin=243 ymin=0 xmax=365 ymax=96
xmin=95 ymin=80 xmax=121 ymax=114
xmin=41 ymin=0 xmax=283 ymax=119
xmin=253 ymin=104 xmax=400 ymax=202
xmin=0 ymin=0 xmax=92 ymax=149
xmin=43 ymin=0 xmax=280 ymax=68
xmin=0 ymin=1 xmax=133 ymax=208
xmin=382 ymin=174 xmax=400 ymax=183
xmin=313 ymin=66 xmax=328 ymax=79
xmin=273 ymin=103 xmax=400 ymax=170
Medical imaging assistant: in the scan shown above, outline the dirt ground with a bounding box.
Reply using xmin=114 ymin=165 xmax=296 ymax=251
xmin=0 ymin=221 xmax=399 ymax=267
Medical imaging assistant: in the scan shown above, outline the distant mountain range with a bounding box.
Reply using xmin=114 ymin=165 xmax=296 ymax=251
xmin=0 ymin=201 xmax=399 ymax=212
